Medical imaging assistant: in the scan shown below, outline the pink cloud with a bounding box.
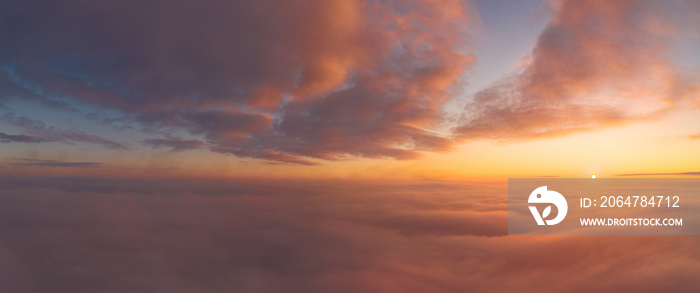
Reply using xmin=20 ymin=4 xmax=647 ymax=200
xmin=455 ymin=0 xmax=700 ymax=140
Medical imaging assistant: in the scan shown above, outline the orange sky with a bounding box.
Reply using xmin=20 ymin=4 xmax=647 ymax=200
xmin=3 ymin=107 xmax=699 ymax=180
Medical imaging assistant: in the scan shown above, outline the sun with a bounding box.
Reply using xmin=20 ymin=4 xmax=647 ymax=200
xmin=591 ymin=174 xmax=597 ymax=180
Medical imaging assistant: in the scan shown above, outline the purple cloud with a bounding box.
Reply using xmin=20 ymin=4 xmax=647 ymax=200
xmin=143 ymin=137 xmax=205 ymax=152
xmin=0 ymin=132 xmax=51 ymax=143
xmin=0 ymin=0 xmax=473 ymax=164
xmin=0 ymin=113 xmax=127 ymax=149
xmin=9 ymin=159 xmax=104 ymax=168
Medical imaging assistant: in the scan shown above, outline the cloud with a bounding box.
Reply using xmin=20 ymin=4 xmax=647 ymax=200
xmin=0 ymin=113 xmax=127 ymax=149
xmin=0 ymin=0 xmax=473 ymax=164
xmin=143 ymin=137 xmax=205 ymax=152
xmin=54 ymin=130 xmax=127 ymax=150
xmin=688 ymin=134 xmax=700 ymax=139
xmin=253 ymin=152 xmax=321 ymax=166
xmin=0 ymin=177 xmax=699 ymax=292
xmin=0 ymin=132 xmax=52 ymax=143
xmin=9 ymin=159 xmax=104 ymax=168
xmin=617 ymin=172 xmax=700 ymax=176
xmin=1 ymin=0 xmax=697 ymax=164
xmin=454 ymin=0 xmax=700 ymax=140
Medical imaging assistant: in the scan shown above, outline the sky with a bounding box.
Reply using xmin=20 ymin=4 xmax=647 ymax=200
xmin=1 ymin=0 xmax=699 ymax=180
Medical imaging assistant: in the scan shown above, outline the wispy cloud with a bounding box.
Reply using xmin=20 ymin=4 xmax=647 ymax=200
xmin=9 ymin=159 xmax=105 ymax=168
xmin=0 ymin=113 xmax=127 ymax=149
xmin=143 ymin=137 xmax=205 ymax=152
xmin=617 ymin=172 xmax=700 ymax=176
xmin=0 ymin=132 xmax=52 ymax=143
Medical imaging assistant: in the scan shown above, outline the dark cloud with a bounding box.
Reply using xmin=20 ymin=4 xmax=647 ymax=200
xmin=9 ymin=159 xmax=104 ymax=168
xmin=187 ymin=110 xmax=272 ymax=139
xmin=0 ymin=132 xmax=51 ymax=143
xmin=454 ymin=0 xmax=700 ymax=140
xmin=143 ymin=137 xmax=205 ymax=152
xmin=0 ymin=177 xmax=699 ymax=292
xmin=0 ymin=113 xmax=127 ymax=149
xmin=54 ymin=130 xmax=127 ymax=149
xmin=0 ymin=0 xmax=472 ymax=164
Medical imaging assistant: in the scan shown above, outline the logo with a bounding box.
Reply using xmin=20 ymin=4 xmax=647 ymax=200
xmin=528 ymin=186 xmax=568 ymax=225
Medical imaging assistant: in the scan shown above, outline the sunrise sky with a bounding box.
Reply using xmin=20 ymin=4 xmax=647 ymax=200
xmin=3 ymin=1 xmax=700 ymax=292
xmin=1 ymin=0 xmax=699 ymax=180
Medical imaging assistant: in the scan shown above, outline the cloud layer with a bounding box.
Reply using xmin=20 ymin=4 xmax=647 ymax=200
xmin=0 ymin=177 xmax=699 ymax=292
